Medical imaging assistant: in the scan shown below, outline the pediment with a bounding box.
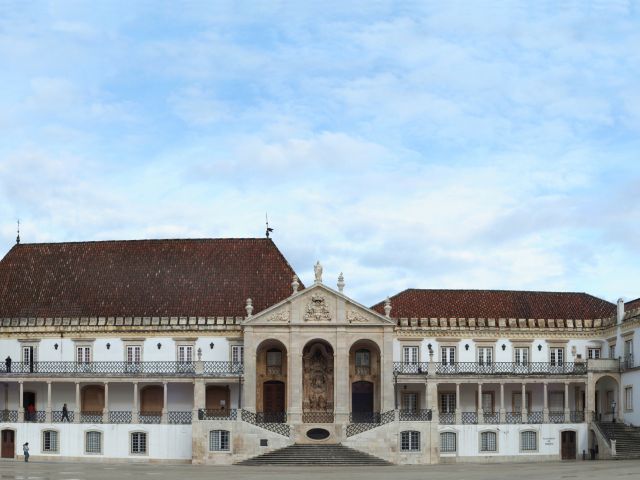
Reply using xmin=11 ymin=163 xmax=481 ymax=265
xmin=244 ymin=283 xmax=394 ymax=327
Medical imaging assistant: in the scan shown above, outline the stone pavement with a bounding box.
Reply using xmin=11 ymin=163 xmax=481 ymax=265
xmin=0 ymin=460 xmax=638 ymax=480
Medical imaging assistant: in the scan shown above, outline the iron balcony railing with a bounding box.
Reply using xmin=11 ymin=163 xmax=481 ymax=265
xmin=1 ymin=410 xmax=18 ymax=422
xmin=505 ymin=412 xmax=522 ymax=423
xmin=483 ymin=411 xmax=500 ymax=424
xmin=570 ymin=410 xmax=585 ymax=423
xmin=139 ymin=411 xmax=162 ymax=424
xmin=436 ymin=362 xmax=587 ymax=375
xmin=399 ymin=409 xmax=432 ymax=421
xmin=349 ymin=412 xmax=381 ymax=424
xmin=528 ymin=411 xmax=544 ymax=424
xmin=302 ymin=411 xmax=335 ymax=423
xmin=198 ymin=408 xmax=238 ymax=421
xmin=168 ymin=410 xmax=192 ymax=424
xmin=439 ymin=411 xmax=455 ymax=424
xmin=109 ymin=411 xmax=132 ymax=423
xmin=80 ymin=411 xmax=103 ymax=423
xmin=52 ymin=410 xmax=75 ymax=422
xmin=549 ymin=411 xmax=565 ymax=423
xmin=461 ymin=411 xmax=478 ymax=424
xmin=0 ymin=361 xmax=243 ymax=377
xmin=393 ymin=362 xmax=429 ymax=374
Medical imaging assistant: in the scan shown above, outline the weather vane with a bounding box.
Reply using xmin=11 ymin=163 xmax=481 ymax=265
xmin=265 ymin=213 xmax=274 ymax=238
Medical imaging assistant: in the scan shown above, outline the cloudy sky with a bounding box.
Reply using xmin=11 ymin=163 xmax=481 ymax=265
xmin=0 ymin=1 xmax=639 ymax=306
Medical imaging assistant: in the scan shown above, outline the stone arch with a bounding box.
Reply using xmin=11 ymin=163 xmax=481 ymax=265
xmin=594 ymin=374 xmax=620 ymax=422
xmin=302 ymin=339 xmax=334 ymax=419
xmin=256 ymin=339 xmax=288 ymax=414
xmin=81 ymin=385 xmax=104 ymax=413
xmin=349 ymin=339 xmax=382 ymax=418
xmin=140 ymin=385 xmax=163 ymax=414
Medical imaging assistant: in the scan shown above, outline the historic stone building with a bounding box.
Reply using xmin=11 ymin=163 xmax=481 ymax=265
xmin=0 ymin=238 xmax=638 ymax=464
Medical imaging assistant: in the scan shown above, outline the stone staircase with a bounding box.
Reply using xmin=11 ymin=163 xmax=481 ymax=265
xmin=236 ymin=444 xmax=392 ymax=466
xmin=597 ymin=422 xmax=640 ymax=459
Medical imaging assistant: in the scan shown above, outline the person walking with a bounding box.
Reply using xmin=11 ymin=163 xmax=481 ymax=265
xmin=4 ymin=356 xmax=11 ymax=373
xmin=23 ymin=442 xmax=29 ymax=462
xmin=62 ymin=403 xmax=70 ymax=422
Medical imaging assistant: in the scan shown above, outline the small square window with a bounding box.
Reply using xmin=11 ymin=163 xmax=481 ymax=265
xmin=131 ymin=432 xmax=147 ymax=455
xmin=42 ymin=430 xmax=58 ymax=453
xmin=85 ymin=431 xmax=102 ymax=454
xmin=209 ymin=430 xmax=230 ymax=451
xmin=440 ymin=432 xmax=456 ymax=453
xmin=400 ymin=431 xmax=420 ymax=452
xmin=260 ymin=439 xmax=268 ymax=447
xmin=480 ymin=431 xmax=497 ymax=452
xmin=520 ymin=431 xmax=537 ymax=451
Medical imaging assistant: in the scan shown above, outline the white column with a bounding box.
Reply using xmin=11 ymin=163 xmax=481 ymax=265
xmin=499 ymin=382 xmax=505 ymax=423
xmin=46 ymin=381 xmax=52 ymax=422
xmin=162 ymin=381 xmax=168 ymax=423
xmin=103 ymin=382 xmax=109 ymax=423
xmin=543 ymin=381 xmax=549 ymax=423
xmin=521 ymin=383 xmax=527 ymax=422
xmin=564 ymin=381 xmax=570 ymax=423
xmin=132 ymin=382 xmax=139 ymax=423
xmin=18 ymin=381 xmax=24 ymax=422
xmin=477 ymin=383 xmax=484 ymax=423
xmin=455 ymin=382 xmax=461 ymax=424
xmin=74 ymin=382 xmax=80 ymax=423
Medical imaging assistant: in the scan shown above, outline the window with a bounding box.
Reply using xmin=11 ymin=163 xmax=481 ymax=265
xmin=85 ymin=431 xmax=102 ymax=454
xmin=514 ymin=347 xmax=529 ymax=365
xmin=478 ymin=347 xmax=493 ymax=365
xmin=266 ymin=350 xmax=282 ymax=366
xmin=177 ymin=345 xmax=193 ymax=363
xmin=624 ymin=339 xmax=633 ymax=364
xmin=400 ymin=431 xmax=420 ymax=452
xmin=481 ymin=392 xmax=494 ymax=413
xmin=22 ymin=345 xmax=37 ymax=364
xmin=231 ymin=345 xmax=244 ymax=365
xmin=209 ymin=430 xmax=230 ymax=451
xmin=77 ymin=346 xmax=91 ymax=363
xmin=441 ymin=347 xmax=455 ymax=365
xmin=480 ymin=431 xmax=497 ymax=452
xmin=42 ymin=430 xmax=58 ymax=453
xmin=520 ymin=431 xmax=537 ymax=451
xmin=355 ymin=349 xmax=370 ymax=366
xmin=550 ymin=347 xmax=564 ymax=366
xmin=127 ymin=345 xmax=142 ymax=363
xmin=512 ymin=392 xmax=531 ymax=413
xmin=440 ymin=393 xmax=456 ymax=413
xmin=402 ymin=346 xmax=419 ymax=364
xmin=440 ymin=432 xmax=456 ymax=453
xmin=625 ymin=387 xmax=633 ymax=411
xmin=549 ymin=392 xmax=564 ymax=411
xmin=609 ymin=344 xmax=616 ymax=359
xmin=402 ymin=393 xmax=418 ymax=412
xmin=587 ymin=348 xmax=601 ymax=359
xmin=130 ymin=432 xmax=147 ymax=454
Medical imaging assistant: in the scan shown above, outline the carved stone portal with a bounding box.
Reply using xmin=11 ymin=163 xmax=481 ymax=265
xmin=302 ymin=342 xmax=334 ymax=413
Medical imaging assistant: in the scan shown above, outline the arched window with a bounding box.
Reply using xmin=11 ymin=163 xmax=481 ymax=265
xmin=130 ymin=432 xmax=147 ymax=455
xmin=400 ymin=431 xmax=420 ymax=452
xmin=520 ymin=430 xmax=537 ymax=451
xmin=85 ymin=431 xmax=102 ymax=454
xmin=42 ymin=430 xmax=59 ymax=453
xmin=440 ymin=431 xmax=456 ymax=453
xmin=480 ymin=431 xmax=497 ymax=452
xmin=209 ymin=430 xmax=230 ymax=451
xmin=355 ymin=349 xmax=370 ymax=367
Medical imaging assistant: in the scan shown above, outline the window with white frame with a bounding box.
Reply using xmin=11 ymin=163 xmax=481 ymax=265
xmin=22 ymin=345 xmax=37 ymax=365
xmin=514 ymin=347 xmax=529 ymax=365
xmin=440 ymin=432 xmax=456 ymax=453
xmin=126 ymin=345 xmax=142 ymax=363
xmin=625 ymin=387 xmax=633 ymax=411
xmin=481 ymin=392 xmax=494 ymax=413
xmin=440 ymin=393 xmax=456 ymax=413
xmin=400 ymin=431 xmax=420 ymax=452
xmin=130 ymin=432 xmax=147 ymax=454
xmin=231 ymin=345 xmax=244 ymax=365
xmin=402 ymin=346 xmax=419 ymax=364
xmin=402 ymin=392 xmax=418 ymax=412
xmin=85 ymin=431 xmax=102 ymax=454
xmin=177 ymin=345 xmax=193 ymax=363
xmin=609 ymin=344 xmax=616 ymax=359
xmin=480 ymin=431 xmax=497 ymax=452
xmin=77 ymin=346 xmax=91 ymax=363
xmin=478 ymin=347 xmax=493 ymax=365
xmin=520 ymin=431 xmax=537 ymax=451
xmin=42 ymin=430 xmax=58 ymax=453
xmin=624 ymin=339 xmax=633 ymax=363
xmin=441 ymin=346 xmax=455 ymax=365
xmin=209 ymin=430 xmax=230 ymax=451
xmin=550 ymin=347 xmax=564 ymax=366
xmin=587 ymin=348 xmax=601 ymax=359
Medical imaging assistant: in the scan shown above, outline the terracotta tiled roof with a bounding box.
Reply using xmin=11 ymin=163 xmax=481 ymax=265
xmin=371 ymin=289 xmax=616 ymax=320
xmin=0 ymin=238 xmax=300 ymax=318
xmin=626 ymin=297 xmax=640 ymax=312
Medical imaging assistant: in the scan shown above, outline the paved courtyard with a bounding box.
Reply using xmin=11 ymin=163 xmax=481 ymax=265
xmin=0 ymin=460 xmax=638 ymax=480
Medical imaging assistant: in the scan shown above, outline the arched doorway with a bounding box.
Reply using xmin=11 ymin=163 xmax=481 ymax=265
xmin=256 ymin=339 xmax=287 ymax=421
xmin=1 ymin=429 xmax=15 ymax=458
xmin=302 ymin=339 xmax=334 ymax=423
xmin=352 ymin=381 xmax=374 ymax=422
xmin=81 ymin=385 xmax=104 ymax=413
xmin=594 ymin=375 xmax=620 ymax=422
xmin=206 ymin=385 xmax=231 ymax=413
xmin=349 ymin=339 xmax=381 ymax=421
xmin=140 ymin=386 xmax=163 ymax=414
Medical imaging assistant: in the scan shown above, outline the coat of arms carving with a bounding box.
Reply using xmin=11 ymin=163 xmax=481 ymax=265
xmin=303 ymin=294 xmax=331 ymax=322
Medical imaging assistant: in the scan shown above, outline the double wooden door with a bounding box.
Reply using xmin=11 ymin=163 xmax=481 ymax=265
xmin=263 ymin=381 xmax=285 ymax=413
xmin=561 ymin=431 xmax=576 ymax=459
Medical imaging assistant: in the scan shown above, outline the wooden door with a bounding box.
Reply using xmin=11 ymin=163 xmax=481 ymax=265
xmin=140 ymin=386 xmax=163 ymax=414
xmin=263 ymin=381 xmax=285 ymax=413
xmin=81 ymin=385 xmax=105 ymax=413
xmin=561 ymin=431 xmax=576 ymax=460
xmin=352 ymin=381 xmax=374 ymax=421
xmin=206 ymin=386 xmax=231 ymax=412
xmin=1 ymin=429 xmax=14 ymax=458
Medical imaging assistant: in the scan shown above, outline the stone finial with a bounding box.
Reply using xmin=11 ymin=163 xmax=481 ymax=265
xmin=384 ymin=296 xmax=392 ymax=317
xmin=337 ymin=272 xmax=345 ymax=292
xmin=197 ymin=348 xmax=202 ymax=361
xmin=617 ymin=298 xmax=625 ymax=325
xmin=245 ymin=298 xmax=253 ymax=317
xmin=292 ymin=275 xmax=300 ymax=294
xmin=314 ymin=261 xmax=323 ymax=284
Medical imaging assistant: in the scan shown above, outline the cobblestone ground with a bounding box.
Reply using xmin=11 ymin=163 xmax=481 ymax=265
xmin=0 ymin=460 xmax=638 ymax=480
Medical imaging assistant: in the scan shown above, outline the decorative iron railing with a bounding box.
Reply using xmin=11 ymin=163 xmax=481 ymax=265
xmin=436 ymin=362 xmax=587 ymax=376
xmin=255 ymin=412 xmax=287 ymax=423
xmin=139 ymin=411 xmax=162 ymax=424
xmin=505 ymin=412 xmax=522 ymax=424
xmin=52 ymin=410 xmax=75 ymax=422
xmin=241 ymin=409 xmax=290 ymax=437
xmin=622 ymin=355 xmax=635 ymax=370
xmin=349 ymin=412 xmax=381 ymax=424
xmin=528 ymin=411 xmax=544 ymax=424
xmin=168 ymin=411 xmax=192 ymax=424
xmin=461 ymin=411 xmax=478 ymax=424
xmin=439 ymin=411 xmax=455 ymax=425
xmin=302 ymin=411 xmax=335 ymax=423
xmin=198 ymin=409 xmax=237 ymax=421
xmin=109 ymin=411 xmax=132 ymax=423
xmin=0 ymin=361 xmax=244 ymax=377
xmin=346 ymin=410 xmax=394 ymax=437
xmin=549 ymin=411 xmax=565 ymax=423
xmin=393 ymin=362 xmax=429 ymax=375
xmin=24 ymin=410 xmax=46 ymax=422
xmin=483 ymin=411 xmax=500 ymax=424
xmin=1 ymin=410 xmax=18 ymax=422
xmin=570 ymin=410 xmax=585 ymax=423
xmin=399 ymin=409 xmax=432 ymax=421
xmin=80 ymin=411 xmax=103 ymax=423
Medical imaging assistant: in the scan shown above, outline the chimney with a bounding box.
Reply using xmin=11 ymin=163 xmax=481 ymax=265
xmin=617 ymin=298 xmax=625 ymax=325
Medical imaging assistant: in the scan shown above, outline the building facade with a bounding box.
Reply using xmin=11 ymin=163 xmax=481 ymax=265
xmin=0 ymin=238 xmax=638 ymax=464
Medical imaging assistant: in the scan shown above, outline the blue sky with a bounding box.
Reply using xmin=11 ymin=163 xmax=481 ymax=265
xmin=0 ymin=1 xmax=639 ymax=306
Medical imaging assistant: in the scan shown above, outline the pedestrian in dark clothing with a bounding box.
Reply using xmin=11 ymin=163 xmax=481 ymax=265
xmin=62 ymin=403 xmax=70 ymax=422
xmin=4 ymin=356 xmax=11 ymax=373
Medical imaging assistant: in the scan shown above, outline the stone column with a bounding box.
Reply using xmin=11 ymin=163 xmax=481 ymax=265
xmin=46 ymin=381 xmax=52 ymax=422
xmin=193 ymin=379 xmax=205 ymax=422
xmin=288 ymin=344 xmax=303 ymax=424
xmin=335 ymin=327 xmax=350 ymax=424
xmin=477 ymin=383 xmax=484 ymax=424
xmin=499 ymin=382 xmax=506 ymax=423
xmin=427 ymin=380 xmax=439 ymax=423
xmin=521 ymin=383 xmax=527 ymax=423
xmin=162 ymin=381 xmax=168 ymax=423
xmin=543 ymin=382 xmax=549 ymax=423
xmin=564 ymin=381 xmax=570 ymax=423
xmin=381 ymin=328 xmax=395 ymax=412
xmin=132 ymin=381 xmax=139 ymax=423
xmin=586 ymin=372 xmax=595 ymax=422
xmin=18 ymin=381 xmax=24 ymax=422
xmin=455 ymin=383 xmax=461 ymax=424
xmin=74 ymin=382 xmax=81 ymax=423
xmin=103 ymin=382 xmax=109 ymax=423
xmin=242 ymin=326 xmax=256 ymax=412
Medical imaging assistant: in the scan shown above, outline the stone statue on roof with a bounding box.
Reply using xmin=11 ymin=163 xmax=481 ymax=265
xmin=314 ymin=261 xmax=323 ymax=284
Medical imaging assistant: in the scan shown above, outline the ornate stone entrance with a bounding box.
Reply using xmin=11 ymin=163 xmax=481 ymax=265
xmin=302 ymin=340 xmax=334 ymax=423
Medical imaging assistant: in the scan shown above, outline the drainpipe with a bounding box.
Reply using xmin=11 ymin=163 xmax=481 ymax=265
xmin=617 ymin=298 xmax=624 ymax=325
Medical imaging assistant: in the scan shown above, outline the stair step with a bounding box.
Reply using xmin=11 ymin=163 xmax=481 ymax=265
xmin=237 ymin=444 xmax=391 ymax=466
